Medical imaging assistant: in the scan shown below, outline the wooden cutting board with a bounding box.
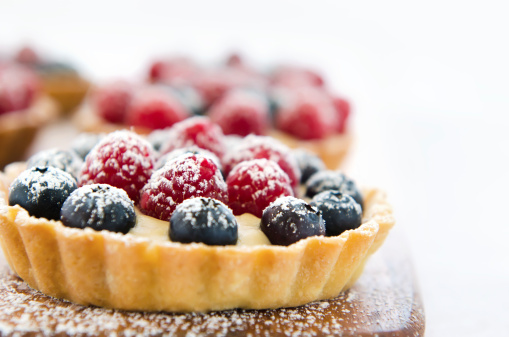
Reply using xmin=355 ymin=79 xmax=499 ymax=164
xmin=0 ymin=230 xmax=424 ymax=336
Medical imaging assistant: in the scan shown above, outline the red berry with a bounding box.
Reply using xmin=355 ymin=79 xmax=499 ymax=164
xmin=92 ymin=80 xmax=133 ymax=124
xmin=271 ymin=66 xmax=325 ymax=88
xmin=15 ymin=46 xmax=40 ymax=65
xmin=160 ymin=116 xmax=226 ymax=160
xmin=194 ymin=68 xmax=266 ymax=107
xmin=209 ymin=90 xmax=269 ymax=137
xmin=226 ymin=53 xmax=243 ymax=67
xmin=79 ymin=130 xmax=155 ymax=203
xmin=148 ymin=57 xmax=198 ymax=84
xmin=223 ymin=135 xmax=301 ymax=191
xmin=331 ymin=96 xmax=351 ymax=133
xmin=126 ymin=87 xmax=190 ymax=130
xmin=193 ymin=70 xmax=236 ymax=107
xmin=0 ymin=64 xmax=40 ymax=114
xmin=140 ymin=154 xmax=227 ymax=221
xmin=276 ymin=88 xmax=337 ymax=140
xmin=226 ymin=159 xmax=293 ymax=217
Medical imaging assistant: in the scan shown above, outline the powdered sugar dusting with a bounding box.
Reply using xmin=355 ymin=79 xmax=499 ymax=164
xmin=306 ymin=170 xmax=345 ymax=196
xmin=79 ymin=130 xmax=155 ymax=202
xmin=227 ymin=159 xmax=293 ymax=217
xmin=9 ymin=167 xmax=76 ymax=204
xmin=63 ymin=184 xmax=135 ymax=228
xmin=156 ymin=146 xmax=221 ymax=171
xmin=175 ymin=197 xmax=236 ymax=231
xmin=140 ymin=154 xmax=227 ymax=221
xmin=159 ymin=116 xmax=226 ymax=159
xmin=223 ymin=135 xmax=300 ymax=189
xmin=27 ymin=148 xmax=83 ymax=179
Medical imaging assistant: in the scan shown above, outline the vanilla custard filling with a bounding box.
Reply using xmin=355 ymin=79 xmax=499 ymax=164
xmin=130 ymin=209 xmax=271 ymax=246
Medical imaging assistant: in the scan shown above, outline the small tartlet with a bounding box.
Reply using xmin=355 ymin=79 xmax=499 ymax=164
xmin=0 ymin=163 xmax=393 ymax=312
xmin=0 ymin=96 xmax=59 ymax=169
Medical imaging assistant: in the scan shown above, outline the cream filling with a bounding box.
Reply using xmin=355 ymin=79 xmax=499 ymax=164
xmin=129 ymin=209 xmax=271 ymax=246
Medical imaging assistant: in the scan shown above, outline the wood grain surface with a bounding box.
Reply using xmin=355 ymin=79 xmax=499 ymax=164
xmin=0 ymin=230 xmax=424 ymax=337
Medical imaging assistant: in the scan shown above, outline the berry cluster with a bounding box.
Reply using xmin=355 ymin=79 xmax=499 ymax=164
xmin=8 ymin=118 xmax=362 ymax=247
xmin=93 ymin=53 xmax=351 ymax=140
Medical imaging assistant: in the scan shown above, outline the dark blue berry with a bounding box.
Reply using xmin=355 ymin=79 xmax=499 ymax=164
xmin=169 ymin=197 xmax=238 ymax=245
xmin=147 ymin=128 xmax=172 ymax=152
xmin=9 ymin=166 xmax=77 ymax=220
xmin=305 ymin=170 xmax=364 ymax=208
xmin=27 ymin=149 xmax=83 ymax=179
xmin=340 ymin=178 xmax=364 ymax=209
xmin=310 ymin=191 xmax=362 ymax=237
xmin=293 ymin=149 xmax=326 ymax=184
xmin=261 ymin=196 xmax=325 ymax=246
xmin=70 ymin=133 xmax=104 ymax=160
xmin=161 ymin=84 xmax=205 ymax=116
xmin=60 ymin=184 xmax=136 ymax=234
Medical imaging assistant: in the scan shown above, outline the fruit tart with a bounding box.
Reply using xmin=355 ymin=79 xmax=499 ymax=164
xmin=15 ymin=46 xmax=90 ymax=114
xmin=0 ymin=62 xmax=59 ymax=169
xmin=0 ymin=125 xmax=393 ymax=312
xmin=75 ymin=53 xmax=351 ymax=169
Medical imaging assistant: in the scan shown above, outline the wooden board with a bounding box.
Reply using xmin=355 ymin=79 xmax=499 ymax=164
xmin=0 ymin=231 xmax=424 ymax=336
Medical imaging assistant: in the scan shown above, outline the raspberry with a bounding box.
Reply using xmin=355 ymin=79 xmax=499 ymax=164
xmin=159 ymin=116 xmax=226 ymax=159
xmin=0 ymin=63 xmax=40 ymax=114
xmin=271 ymin=66 xmax=325 ymax=88
xmin=194 ymin=68 xmax=265 ymax=107
xmin=79 ymin=130 xmax=155 ymax=203
xmin=193 ymin=70 xmax=236 ymax=107
xmin=126 ymin=87 xmax=190 ymax=130
xmin=15 ymin=46 xmax=40 ymax=65
xmin=225 ymin=53 xmax=243 ymax=67
xmin=208 ymin=90 xmax=269 ymax=137
xmin=140 ymin=154 xmax=227 ymax=221
xmin=156 ymin=146 xmax=221 ymax=171
xmin=223 ymin=135 xmax=301 ymax=191
xmin=92 ymin=80 xmax=133 ymax=124
xmin=275 ymin=88 xmax=338 ymax=140
xmin=148 ymin=57 xmax=199 ymax=84
xmin=331 ymin=96 xmax=351 ymax=133
xmin=226 ymin=159 xmax=293 ymax=217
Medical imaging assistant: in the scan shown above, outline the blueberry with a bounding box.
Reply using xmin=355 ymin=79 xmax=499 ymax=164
xmin=35 ymin=61 xmax=76 ymax=75
xmin=340 ymin=178 xmax=364 ymax=209
xmin=293 ymin=149 xmax=326 ymax=184
xmin=70 ymin=133 xmax=105 ymax=160
xmin=156 ymin=147 xmax=222 ymax=171
xmin=261 ymin=196 xmax=325 ymax=246
xmin=159 ymin=84 xmax=205 ymax=116
xmin=305 ymin=170 xmax=364 ymax=208
xmin=60 ymin=184 xmax=136 ymax=234
xmin=147 ymin=128 xmax=172 ymax=152
xmin=9 ymin=167 xmax=77 ymax=220
xmin=170 ymin=197 xmax=238 ymax=245
xmin=27 ymin=148 xmax=83 ymax=179
xmin=310 ymin=191 xmax=362 ymax=237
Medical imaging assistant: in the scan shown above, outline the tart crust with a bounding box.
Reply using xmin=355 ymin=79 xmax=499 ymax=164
xmin=0 ymin=96 xmax=59 ymax=169
xmin=0 ymin=166 xmax=393 ymax=312
xmin=40 ymin=72 xmax=90 ymax=114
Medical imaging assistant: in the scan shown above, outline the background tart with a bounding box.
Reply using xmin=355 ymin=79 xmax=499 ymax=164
xmin=0 ymin=96 xmax=59 ymax=169
xmin=0 ymin=164 xmax=393 ymax=312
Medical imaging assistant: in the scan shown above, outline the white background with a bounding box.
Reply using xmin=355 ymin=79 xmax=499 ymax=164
xmin=1 ymin=0 xmax=509 ymax=335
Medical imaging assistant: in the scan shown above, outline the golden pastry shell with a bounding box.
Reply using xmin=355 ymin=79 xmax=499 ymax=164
xmin=0 ymin=170 xmax=393 ymax=312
